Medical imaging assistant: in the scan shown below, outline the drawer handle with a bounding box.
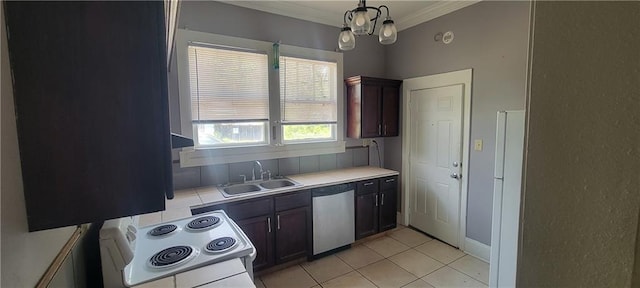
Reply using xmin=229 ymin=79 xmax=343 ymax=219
xmin=363 ymin=182 xmax=374 ymax=186
xmin=267 ymin=217 xmax=272 ymax=233
xmin=385 ymin=179 xmax=396 ymax=183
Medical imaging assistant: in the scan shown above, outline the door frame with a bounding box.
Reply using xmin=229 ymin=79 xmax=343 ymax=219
xmin=401 ymin=69 xmax=472 ymax=250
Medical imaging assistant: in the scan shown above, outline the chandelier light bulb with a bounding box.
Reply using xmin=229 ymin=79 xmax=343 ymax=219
xmin=378 ymin=17 xmax=397 ymax=45
xmin=350 ymin=8 xmax=371 ymax=35
xmin=338 ymin=25 xmax=356 ymax=51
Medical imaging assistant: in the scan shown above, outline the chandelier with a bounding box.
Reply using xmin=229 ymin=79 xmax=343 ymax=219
xmin=338 ymin=0 xmax=397 ymax=51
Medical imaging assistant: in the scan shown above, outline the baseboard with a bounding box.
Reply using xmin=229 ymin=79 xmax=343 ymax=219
xmin=464 ymin=237 xmax=490 ymax=263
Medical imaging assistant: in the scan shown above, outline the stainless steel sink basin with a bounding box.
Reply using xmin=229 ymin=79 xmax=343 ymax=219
xmin=218 ymin=177 xmax=303 ymax=198
xmin=259 ymin=179 xmax=297 ymax=189
xmin=222 ymin=184 xmax=261 ymax=195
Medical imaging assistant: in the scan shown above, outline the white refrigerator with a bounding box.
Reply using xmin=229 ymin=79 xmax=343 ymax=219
xmin=489 ymin=110 xmax=525 ymax=287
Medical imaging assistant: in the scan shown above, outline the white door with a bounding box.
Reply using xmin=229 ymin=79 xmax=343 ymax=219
xmin=408 ymin=84 xmax=463 ymax=247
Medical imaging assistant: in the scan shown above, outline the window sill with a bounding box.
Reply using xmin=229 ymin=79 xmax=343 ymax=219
xmin=179 ymin=141 xmax=346 ymax=167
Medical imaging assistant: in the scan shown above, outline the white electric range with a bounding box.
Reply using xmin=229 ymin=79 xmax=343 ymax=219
xmin=99 ymin=210 xmax=256 ymax=287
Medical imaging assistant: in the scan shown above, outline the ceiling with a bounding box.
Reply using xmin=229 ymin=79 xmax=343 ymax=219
xmin=222 ymin=1 xmax=480 ymax=31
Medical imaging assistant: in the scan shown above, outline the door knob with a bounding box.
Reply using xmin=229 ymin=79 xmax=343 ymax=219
xmin=452 ymin=161 xmax=460 ymax=167
xmin=450 ymin=172 xmax=460 ymax=179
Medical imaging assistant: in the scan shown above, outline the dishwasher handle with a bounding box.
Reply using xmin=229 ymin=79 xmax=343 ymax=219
xmin=311 ymin=183 xmax=356 ymax=197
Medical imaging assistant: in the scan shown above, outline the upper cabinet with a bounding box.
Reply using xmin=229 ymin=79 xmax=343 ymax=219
xmin=346 ymin=76 xmax=402 ymax=138
xmin=4 ymin=1 xmax=172 ymax=231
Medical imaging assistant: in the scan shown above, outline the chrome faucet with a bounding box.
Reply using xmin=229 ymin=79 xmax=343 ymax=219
xmin=252 ymin=160 xmax=263 ymax=181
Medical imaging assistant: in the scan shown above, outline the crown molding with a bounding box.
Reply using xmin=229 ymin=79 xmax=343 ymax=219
xmin=221 ymin=1 xmax=481 ymax=32
xmin=395 ymin=1 xmax=481 ymax=31
xmin=221 ymin=1 xmax=343 ymax=28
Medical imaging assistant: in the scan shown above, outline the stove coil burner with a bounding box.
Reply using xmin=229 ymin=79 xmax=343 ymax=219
xmin=148 ymin=224 xmax=178 ymax=237
xmin=148 ymin=245 xmax=196 ymax=269
xmin=187 ymin=215 xmax=221 ymax=230
xmin=205 ymin=237 xmax=238 ymax=253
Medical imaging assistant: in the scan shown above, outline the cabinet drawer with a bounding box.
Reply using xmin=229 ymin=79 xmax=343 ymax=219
xmin=381 ymin=176 xmax=398 ymax=190
xmin=227 ymin=197 xmax=273 ymax=220
xmin=275 ymin=190 xmax=310 ymax=212
xmin=356 ymin=179 xmax=379 ymax=195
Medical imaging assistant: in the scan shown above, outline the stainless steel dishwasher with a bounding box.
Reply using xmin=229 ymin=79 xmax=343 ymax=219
xmin=312 ymin=183 xmax=355 ymax=256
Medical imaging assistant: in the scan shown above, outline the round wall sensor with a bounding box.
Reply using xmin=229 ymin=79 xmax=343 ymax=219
xmin=443 ymin=31 xmax=454 ymax=44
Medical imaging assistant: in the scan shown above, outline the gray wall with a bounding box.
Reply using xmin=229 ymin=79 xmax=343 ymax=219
xmin=170 ymin=1 xmax=388 ymax=188
xmin=384 ymin=1 xmax=530 ymax=245
xmin=518 ymin=1 xmax=640 ymax=286
xmin=1 ymin=7 xmax=78 ymax=286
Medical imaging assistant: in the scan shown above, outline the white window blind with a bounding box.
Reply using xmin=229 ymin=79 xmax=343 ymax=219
xmin=279 ymin=56 xmax=337 ymax=124
xmin=188 ymin=45 xmax=269 ymax=122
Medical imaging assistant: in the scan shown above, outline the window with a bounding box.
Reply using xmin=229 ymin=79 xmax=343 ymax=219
xmin=188 ymin=45 xmax=269 ymax=147
xmin=280 ymin=56 xmax=337 ymax=143
xmin=176 ymin=30 xmax=345 ymax=166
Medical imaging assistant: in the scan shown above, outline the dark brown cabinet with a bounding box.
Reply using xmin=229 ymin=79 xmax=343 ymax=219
xmin=346 ymin=76 xmax=402 ymax=138
xmin=193 ymin=190 xmax=311 ymax=271
xmin=379 ymin=176 xmax=398 ymax=231
xmin=4 ymin=1 xmax=172 ymax=231
xmin=355 ymin=176 xmax=398 ymax=239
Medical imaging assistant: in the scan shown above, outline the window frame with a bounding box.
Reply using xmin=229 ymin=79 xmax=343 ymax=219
xmin=175 ymin=29 xmax=345 ymax=167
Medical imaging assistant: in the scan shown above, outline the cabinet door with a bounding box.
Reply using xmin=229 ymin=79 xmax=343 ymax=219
xmin=361 ymin=85 xmax=382 ymax=138
xmin=379 ymin=189 xmax=397 ymax=232
xmin=356 ymin=192 xmax=379 ymax=239
xmin=379 ymin=176 xmax=398 ymax=232
xmin=275 ymin=206 xmax=310 ymax=263
xmin=236 ymin=215 xmax=274 ymax=271
xmin=4 ymin=1 xmax=171 ymax=231
xmin=381 ymin=85 xmax=400 ymax=137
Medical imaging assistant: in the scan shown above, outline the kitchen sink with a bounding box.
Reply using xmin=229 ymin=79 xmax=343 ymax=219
xmin=259 ymin=179 xmax=297 ymax=189
xmin=219 ymin=177 xmax=303 ymax=198
xmin=222 ymin=184 xmax=262 ymax=195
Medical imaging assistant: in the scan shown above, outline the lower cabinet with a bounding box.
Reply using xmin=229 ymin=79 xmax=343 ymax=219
xmin=355 ymin=176 xmax=398 ymax=240
xmin=196 ymin=190 xmax=311 ymax=271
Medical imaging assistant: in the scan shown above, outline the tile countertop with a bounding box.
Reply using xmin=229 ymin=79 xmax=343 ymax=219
xmin=138 ymin=166 xmax=398 ymax=227
xmin=191 ymin=166 xmax=399 ymax=208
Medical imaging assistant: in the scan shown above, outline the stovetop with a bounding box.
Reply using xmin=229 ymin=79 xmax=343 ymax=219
xmin=122 ymin=210 xmax=254 ymax=287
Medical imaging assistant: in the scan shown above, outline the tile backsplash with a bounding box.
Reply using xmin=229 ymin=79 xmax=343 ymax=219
xmin=173 ymin=146 xmax=370 ymax=189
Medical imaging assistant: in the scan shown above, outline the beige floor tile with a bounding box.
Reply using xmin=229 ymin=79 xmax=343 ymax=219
xmin=388 ymin=227 xmax=433 ymax=247
xmin=422 ymin=267 xmax=487 ymax=288
xmin=402 ymin=279 xmax=435 ymax=288
xmin=358 ymin=259 xmax=417 ymax=288
xmin=414 ymin=240 xmax=465 ymax=264
xmin=261 ymin=265 xmax=318 ymax=288
xmin=254 ymin=277 xmax=265 ymax=288
xmin=363 ymin=236 xmax=410 ymax=258
xmin=388 ymin=249 xmax=445 ymax=277
xmin=335 ymin=245 xmax=384 ymax=269
xmin=302 ymin=255 xmax=353 ymax=283
xmin=449 ymin=255 xmax=489 ymax=284
xmin=321 ymin=271 xmax=376 ymax=288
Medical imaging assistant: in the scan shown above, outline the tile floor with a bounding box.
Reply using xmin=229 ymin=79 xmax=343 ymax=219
xmin=255 ymin=226 xmax=489 ymax=288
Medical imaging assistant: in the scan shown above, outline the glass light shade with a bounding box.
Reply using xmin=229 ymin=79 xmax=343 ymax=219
xmin=379 ymin=18 xmax=397 ymax=45
xmin=350 ymin=8 xmax=371 ymax=35
xmin=338 ymin=26 xmax=356 ymax=51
